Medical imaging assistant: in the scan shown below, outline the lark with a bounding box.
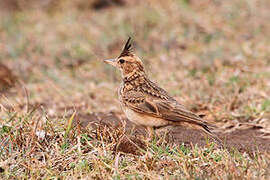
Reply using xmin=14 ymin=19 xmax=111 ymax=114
xmin=104 ymin=37 xmax=222 ymax=145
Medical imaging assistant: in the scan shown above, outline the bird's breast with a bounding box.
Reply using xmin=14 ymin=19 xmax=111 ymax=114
xmin=122 ymin=106 xmax=169 ymax=127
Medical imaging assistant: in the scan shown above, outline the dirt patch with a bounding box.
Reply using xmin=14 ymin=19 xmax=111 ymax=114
xmin=72 ymin=112 xmax=146 ymax=155
xmin=91 ymin=0 xmax=125 ymax=10
xmin=223 ymin=130 xmax=270 ymax=153
xmin=73 ymin=112 xmax=270 ymax=155
xmin=0 ymin=63 xmax=16 ymax=92
xmin=169 ymin=127 xmax=270 ymax=154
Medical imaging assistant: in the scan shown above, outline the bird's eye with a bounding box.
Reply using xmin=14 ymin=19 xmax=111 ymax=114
xmin=119 ymin=59 xmax=125 ymax=64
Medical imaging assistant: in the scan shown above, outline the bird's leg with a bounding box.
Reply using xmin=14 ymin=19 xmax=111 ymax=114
xmin=146 ymin=126 xmax=155 ymax=141
xmin=155 ymin=126 xmax=171 ymax=142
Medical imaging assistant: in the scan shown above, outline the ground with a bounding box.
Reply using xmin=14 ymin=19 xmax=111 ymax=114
xmin=0 ymin=0 xmax=270 ymax=179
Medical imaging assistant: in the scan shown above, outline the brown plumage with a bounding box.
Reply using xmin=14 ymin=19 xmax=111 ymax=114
xmin=104 ymin=37 xmax=222 ymax=145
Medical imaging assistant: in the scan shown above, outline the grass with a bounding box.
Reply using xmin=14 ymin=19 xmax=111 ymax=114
xmin=0 ymin=109 xmax=269 ymax=179
xmin=1 ymin=0 xmax=270 ymax=179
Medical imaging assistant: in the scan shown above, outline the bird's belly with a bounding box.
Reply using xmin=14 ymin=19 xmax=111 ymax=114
xmin=122 ymin=107 xmax=168 ymax=127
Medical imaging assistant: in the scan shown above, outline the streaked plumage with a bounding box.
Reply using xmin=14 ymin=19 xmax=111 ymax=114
xmin=104 ymin=37 xmax=222 ymax=145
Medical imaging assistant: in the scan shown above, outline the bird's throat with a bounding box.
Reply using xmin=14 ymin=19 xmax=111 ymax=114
xmin=123 ymin=71 xmax=145 ymax=82
xmin=123 ymin=70 xmax=145 ymax=82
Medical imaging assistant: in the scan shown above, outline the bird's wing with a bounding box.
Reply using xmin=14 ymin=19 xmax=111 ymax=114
xmin=122 ymin=90 xmax=223 ymax=146
xmin=122 ymin=90 xmax=210 ymax=127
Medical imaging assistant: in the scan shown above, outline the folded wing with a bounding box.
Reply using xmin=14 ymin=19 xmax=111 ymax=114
xmin=122 ymin=90 xmax=212 ymax=128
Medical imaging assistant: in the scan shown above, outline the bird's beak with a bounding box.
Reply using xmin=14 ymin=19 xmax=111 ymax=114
xmin=103 ymin=58 xmax=117 ymax=67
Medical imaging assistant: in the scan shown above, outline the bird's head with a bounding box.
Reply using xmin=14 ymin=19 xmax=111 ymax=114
xmin=104 ymin=37 xmax=145 ymax=78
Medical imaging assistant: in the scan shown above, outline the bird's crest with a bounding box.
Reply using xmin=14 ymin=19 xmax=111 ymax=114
xmin=119 ymin=37 xmax=133 ymax=58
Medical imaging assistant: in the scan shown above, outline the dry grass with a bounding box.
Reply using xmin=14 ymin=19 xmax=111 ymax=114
xmin=1 ymin=0 xmax=270 ymax=179
xmin=1 ymin=109 xmax=270 ymax=179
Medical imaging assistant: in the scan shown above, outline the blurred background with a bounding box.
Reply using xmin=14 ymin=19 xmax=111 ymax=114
xmin=0 ymin=0 xmax=270 ymax=127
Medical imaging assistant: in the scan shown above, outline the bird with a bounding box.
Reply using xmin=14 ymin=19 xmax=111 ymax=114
xmin=104 ymin=37 xmax=222 ymax=145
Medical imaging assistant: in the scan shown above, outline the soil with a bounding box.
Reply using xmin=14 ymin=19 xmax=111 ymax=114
xmin=73 ymin=112 xmax=270 ymax=156
xmin=0 ymin=63 xmax=16 ymax=92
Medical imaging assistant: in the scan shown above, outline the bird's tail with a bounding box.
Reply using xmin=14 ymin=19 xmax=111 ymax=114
xmin=173 ymin=121 xmax=224 ymax=148
xmin=200 ymin=124 xmax=224 ymax=148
